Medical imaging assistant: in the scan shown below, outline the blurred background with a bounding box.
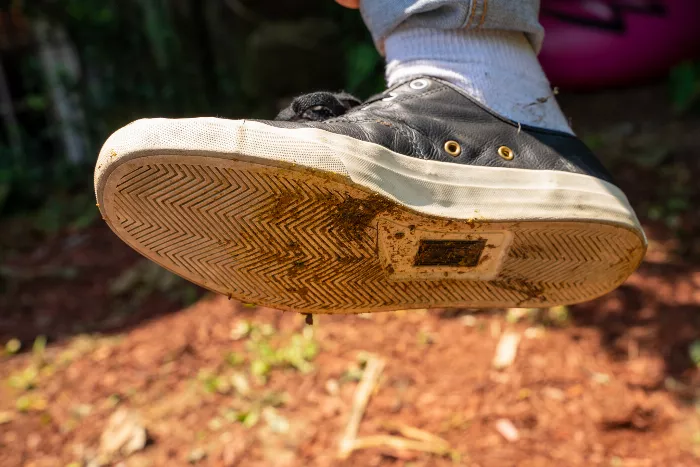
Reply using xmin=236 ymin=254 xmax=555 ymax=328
xmin=1 ymin=1 xmax=700 ymax=466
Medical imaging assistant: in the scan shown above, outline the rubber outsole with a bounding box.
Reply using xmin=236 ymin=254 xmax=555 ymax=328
xmin=98 ymin=153 xmax=646 ymax=313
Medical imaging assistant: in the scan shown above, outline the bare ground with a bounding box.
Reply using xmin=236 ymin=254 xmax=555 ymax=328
xmin=1 ymin=84 xmax=699 ymax=466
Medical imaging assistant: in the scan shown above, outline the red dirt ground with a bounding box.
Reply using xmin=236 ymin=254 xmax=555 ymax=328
xmin=1 ymin=85 xmax=699 ymax=466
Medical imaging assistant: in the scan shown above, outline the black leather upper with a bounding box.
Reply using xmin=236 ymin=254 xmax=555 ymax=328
xmin=264 ymin=77 xmax=614 ymax=183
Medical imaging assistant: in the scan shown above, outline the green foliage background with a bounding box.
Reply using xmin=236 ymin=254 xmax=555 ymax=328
xmin=0 ymin=0 xmax=384 ymax=223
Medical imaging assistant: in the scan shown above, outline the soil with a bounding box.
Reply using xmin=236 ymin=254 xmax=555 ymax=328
xmin=329 ymin=193 xmax=397 ymax=242
xmin=413 ymin=240 xmax=487 ymax=267
xmin=1 ymin=84 xmax=700 ymax=466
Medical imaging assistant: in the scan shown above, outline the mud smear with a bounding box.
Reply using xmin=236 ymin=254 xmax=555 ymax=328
xmin=287 ymin=286 xmax=310 ymax=299
xmin=267 ymin=190 xmax=396 ymax=288
xmin=327 ymin=193 xmax=397 ymax=242
xmin=509 ymin=243 xmax=546 ymax=259
xmin=493 ymin=275 xmax=546 ymax=304
xmin=271 ymin=192 xmax=296 ymax=219
xmin=286 ymin=240 xmax=307 ymax=278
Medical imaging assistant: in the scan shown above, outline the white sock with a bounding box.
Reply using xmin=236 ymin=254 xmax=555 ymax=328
xmin=384 ymin=27 xmax=573 ymax=134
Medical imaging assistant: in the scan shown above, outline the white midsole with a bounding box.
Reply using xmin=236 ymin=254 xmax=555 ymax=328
xmin=95 ymin=118 xmax=644 ymax=237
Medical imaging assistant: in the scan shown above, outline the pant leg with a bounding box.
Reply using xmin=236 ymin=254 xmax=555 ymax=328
xmin=360 ymin=0 xmax=544 ymax=52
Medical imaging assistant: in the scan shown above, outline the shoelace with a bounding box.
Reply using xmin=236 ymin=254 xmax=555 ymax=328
xmin=275 ymin=91 xmax=362 ymax=122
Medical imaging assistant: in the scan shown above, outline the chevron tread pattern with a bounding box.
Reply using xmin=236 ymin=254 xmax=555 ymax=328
xmin=104 ymin=158 xmax=645 ymax=313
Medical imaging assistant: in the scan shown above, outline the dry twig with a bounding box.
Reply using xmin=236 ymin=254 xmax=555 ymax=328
xmin=338 ymin=355 xmax=386 ymax=459
xmin=383 ymin=421 xmax=450 ymax=447
xmin=351 ymin=435 xmax=450 ymax=456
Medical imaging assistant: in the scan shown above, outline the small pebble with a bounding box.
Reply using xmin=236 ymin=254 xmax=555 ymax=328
xmin=495 ymin=419 xmax=520 ymax=442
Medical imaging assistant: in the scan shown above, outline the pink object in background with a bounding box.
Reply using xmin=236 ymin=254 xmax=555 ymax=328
xmin=539 ymin=0 xmax=700 ymax=89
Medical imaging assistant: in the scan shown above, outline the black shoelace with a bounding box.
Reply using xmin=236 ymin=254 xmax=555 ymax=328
xmin=275 ymin=91 xmax=362 ymax=122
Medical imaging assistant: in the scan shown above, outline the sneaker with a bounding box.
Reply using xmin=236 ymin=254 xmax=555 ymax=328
xmin=94 ymin=77 xmax=646 ymax=313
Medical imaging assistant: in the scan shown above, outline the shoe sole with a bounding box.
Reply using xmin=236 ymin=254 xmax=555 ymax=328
xmin=95 ymin=118 xmax=646 ymax=313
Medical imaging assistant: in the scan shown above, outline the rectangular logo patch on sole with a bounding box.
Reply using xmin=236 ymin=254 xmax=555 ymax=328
xmin=414 ymin=239 xmax=487 ymax=267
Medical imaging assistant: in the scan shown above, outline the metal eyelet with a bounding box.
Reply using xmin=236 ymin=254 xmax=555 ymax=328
xmin=498 ymin=146 xmax=515 ymax=161
xmin=444 ymin=141 xmax=462 ymax=157
xmin=409 ymin=79 xmax=429 ymax=90
xmin=382 ymin=92 xmax=398 ymax=102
